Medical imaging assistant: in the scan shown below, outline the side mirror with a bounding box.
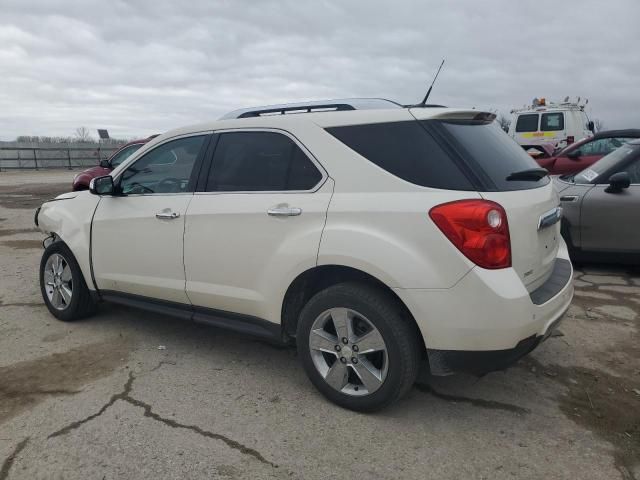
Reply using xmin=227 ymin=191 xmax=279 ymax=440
xmin=605 ymin=172 xmax=631 ymax=193
xmin=566 ymin=150 xmax=581 ymax=160
xmin=99 ymin=159 xmax=110 ymax=168
xmin=587 ymin=121 xmax=595 ymax=132
xmin=89 ymin=175 xmax=115 ymax=195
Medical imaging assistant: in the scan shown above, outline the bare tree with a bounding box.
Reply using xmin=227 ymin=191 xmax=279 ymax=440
xmin=497 ymin=114 xmax=511 ymax=132
xmin=74 ymin=126 xmax=94 ymax=143
xmin=593 ymin=118 xmax=605 ymax=133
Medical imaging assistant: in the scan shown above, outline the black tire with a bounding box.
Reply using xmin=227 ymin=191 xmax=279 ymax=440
xmin=39 ymin=241 xmax=96 ymax=321
xmin=297 ymin=282 xmax=421 ymax=412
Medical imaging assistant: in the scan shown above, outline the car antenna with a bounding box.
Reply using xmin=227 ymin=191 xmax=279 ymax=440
xmin=419 ymin=59 xmax=445 ymax=106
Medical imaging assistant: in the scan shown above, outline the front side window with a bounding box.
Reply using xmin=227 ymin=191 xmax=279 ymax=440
xmin=109 ymin=143 xmax=144 ymax=168
xmin=119 ymin=135 xmax=206 ymax=194
xmin=579 ymin=137 xmax=631 ymax=156
xmin=515 ymin=114 xmax=539 ymax=132
xmin=574 ymin=144 xmax=640 ymax=184
xmin=205 ymin=131 xmax=322 ymax=191
xmin=541 ymin=113 xmax=564 ymax=131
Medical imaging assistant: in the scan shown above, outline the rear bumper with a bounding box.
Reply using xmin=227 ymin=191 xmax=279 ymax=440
xmin=425 ymin=302 xmax=568 ymax=375
xmin=394 ymin=243 xmax=574 ymax=375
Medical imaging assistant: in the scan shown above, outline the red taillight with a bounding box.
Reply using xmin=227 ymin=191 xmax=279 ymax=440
xmin=429 ymin=200 xmax=511 ymax=269
xmin=566 ymin=136 xmax=575 ymax=145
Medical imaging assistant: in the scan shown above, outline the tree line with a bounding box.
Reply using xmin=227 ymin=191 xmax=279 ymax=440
xmin=14 ymin=127 xmax=130 ymax=144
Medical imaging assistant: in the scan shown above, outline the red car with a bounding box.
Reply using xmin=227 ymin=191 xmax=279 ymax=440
xmin=535 ymin=129 xmax=640 ymax=175
xmin=72 ymin=135 xmax=158 ymax=191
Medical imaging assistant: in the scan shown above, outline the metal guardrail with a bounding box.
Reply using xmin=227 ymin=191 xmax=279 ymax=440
xmin=0 ymin=146 xmax=119 ymax=170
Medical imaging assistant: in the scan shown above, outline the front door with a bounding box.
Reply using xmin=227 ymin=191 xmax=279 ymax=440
xmin=580 ymin=157 xmax=640 ymax=253
xmin=184 ymin=130 xmax=333 ymax=323
xmin=92 ymin=134 xmax=209 ymax=303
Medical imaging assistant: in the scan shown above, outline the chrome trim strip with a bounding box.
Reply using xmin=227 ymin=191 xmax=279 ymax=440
xmin=537 ymin=206 xmax=563 ymax=231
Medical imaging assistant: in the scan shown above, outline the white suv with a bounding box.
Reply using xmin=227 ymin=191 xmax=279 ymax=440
xmin=35 ymin=99 xmax=573 ymax=411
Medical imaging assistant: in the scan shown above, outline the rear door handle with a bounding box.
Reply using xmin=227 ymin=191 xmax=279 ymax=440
xmin=560 ymin=195 xmax=579 ymax=202
xmin=267 ymin=207 xmax=302 ymax=217
xmin=155 ymin=211 xmax=180 ymax=220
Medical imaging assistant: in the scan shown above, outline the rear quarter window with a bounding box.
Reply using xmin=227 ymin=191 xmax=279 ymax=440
xmin=515 ymin=114 xmax=539 ymax=132
xmin=325 ymin=121 xmax=474 ymax=190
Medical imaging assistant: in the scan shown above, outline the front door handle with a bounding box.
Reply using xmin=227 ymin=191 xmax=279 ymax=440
xmin=155 ymin=210 xmax=180 ymax=220
xmin=560 ymin=195 xmax=579 ymax=202
xmin=267 ymin=207 xmax=302 ymax=217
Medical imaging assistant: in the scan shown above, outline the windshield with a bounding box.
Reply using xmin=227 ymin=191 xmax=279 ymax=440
xmin=574 ymin=143 xmax=640 ymax=183
xmin=109 ymin=143 xmax=144 ymax=168
xmin=436 ymin=120 xmax=549 ymax=191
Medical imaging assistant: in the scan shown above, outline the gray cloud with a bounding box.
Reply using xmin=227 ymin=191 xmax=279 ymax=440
xmin=0 ymin=0 xmax=638 ymax=140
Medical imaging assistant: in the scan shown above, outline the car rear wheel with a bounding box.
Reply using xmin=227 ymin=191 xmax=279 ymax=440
xmin=40 ymin=241 xmax=96 ymax=321
xmin=297 ymin=282 xmax=421 ymax=411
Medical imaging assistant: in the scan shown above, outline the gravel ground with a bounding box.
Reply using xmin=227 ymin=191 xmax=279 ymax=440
xmin=0 ymin=170 xmax=638 ymax=480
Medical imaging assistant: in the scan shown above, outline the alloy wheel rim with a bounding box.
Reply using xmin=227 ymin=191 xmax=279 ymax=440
xmin=44 ymin=253 xmax=73 ymax=310
xmin=309 ymin=307 xmax=388 ymax=396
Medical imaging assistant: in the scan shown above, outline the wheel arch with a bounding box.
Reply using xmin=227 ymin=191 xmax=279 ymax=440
xmin=37 ymin=194 xmax=99 ymax=291
xmin=280 ymin=264 xmax=426 ymax=354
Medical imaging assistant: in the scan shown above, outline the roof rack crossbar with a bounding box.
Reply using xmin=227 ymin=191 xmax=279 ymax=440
xmin=237 ymin=103 xmax=356 ymax=118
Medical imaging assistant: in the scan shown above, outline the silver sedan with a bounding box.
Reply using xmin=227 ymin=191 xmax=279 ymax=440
xmin=554 ymin=140 xmax=640 ymax=263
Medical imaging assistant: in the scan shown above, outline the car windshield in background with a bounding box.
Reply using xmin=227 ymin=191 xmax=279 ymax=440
xmin=515 ymin=114 xmax=538 ymax=132
xmin=110 ymin=143 xmax=144 ymax=168
xmin=574 ymin=143 xmax=640 ymax=183
xmin=435 ymin=120 xmax=550 ymax=191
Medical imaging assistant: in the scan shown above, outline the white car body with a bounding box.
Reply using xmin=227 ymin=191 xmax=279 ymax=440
xmin=37 ymin=99 xmax=573 ymax=400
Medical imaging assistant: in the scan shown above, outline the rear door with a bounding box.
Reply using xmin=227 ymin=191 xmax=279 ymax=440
xmin=513 ymin=113 xmax=539 ymax=146
xmin=183 ymin=129 xmax=333 ymax=322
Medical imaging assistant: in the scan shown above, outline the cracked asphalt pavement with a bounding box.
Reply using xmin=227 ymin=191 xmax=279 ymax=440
xmin=1 ymin=170 xmax=639 ymax=479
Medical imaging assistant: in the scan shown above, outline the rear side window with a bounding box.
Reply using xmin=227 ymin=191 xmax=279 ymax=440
xmin=206 ymin=131 xmax=322 ymax=191
xmin=541 ymin=113 xmax=564 ymax=131
xmin=434 ymin=121 xmax=550 ymax=191
xmin=515 ymin=114 xmax=538 ymax=132
xmin=325 ymin=121 xmax=473 ymax=190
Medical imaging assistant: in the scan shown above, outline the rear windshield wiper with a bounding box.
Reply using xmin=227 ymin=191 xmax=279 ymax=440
xmin=506 ymin=168 xmax=549 ymax=181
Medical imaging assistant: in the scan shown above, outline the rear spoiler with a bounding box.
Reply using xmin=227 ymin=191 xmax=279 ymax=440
xmin=428 ymin=111 xmax=496 ymax=122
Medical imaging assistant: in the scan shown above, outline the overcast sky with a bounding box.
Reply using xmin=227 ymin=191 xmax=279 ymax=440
xmin=0 ymin=0 xmax=637 ymax=140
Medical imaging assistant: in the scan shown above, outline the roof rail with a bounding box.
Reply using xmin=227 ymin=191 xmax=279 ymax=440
xmin=220 ymin=98 xmax=402 ymax=120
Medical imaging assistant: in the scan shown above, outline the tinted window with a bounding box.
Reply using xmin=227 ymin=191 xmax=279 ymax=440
xmin=515 ymin=114 xmax=538 ymax=132
xmin=579 ymin=137 xmax=631 ymax=156
xmin=541 ymin=113 xmax=564 ymax=131
xmin=437 ymin=121 xmax=550 ymax=191
xmin=119 ymin=135 xmax=205 ymax=194
xmin=206 ymin=132 xmax=322 ymax=191
xmin=110 ymin=143 xmax=143 ymax=168
xmin=326 ymin=121 xmax=473 ymax=190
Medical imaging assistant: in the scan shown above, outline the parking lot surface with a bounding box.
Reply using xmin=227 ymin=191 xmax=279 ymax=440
xmin=0 ymin=170 xmax=638 ymax=479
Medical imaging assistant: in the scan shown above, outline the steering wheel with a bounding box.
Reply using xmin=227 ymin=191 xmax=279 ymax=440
xmin=157 ymin=177 xmax=183 ymax=193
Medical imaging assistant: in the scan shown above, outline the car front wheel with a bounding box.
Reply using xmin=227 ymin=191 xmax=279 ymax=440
xmin=40 ymin=241 xmax=96 ymax=321
xmin=297 ymin=282 xmax=421 ymax=412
